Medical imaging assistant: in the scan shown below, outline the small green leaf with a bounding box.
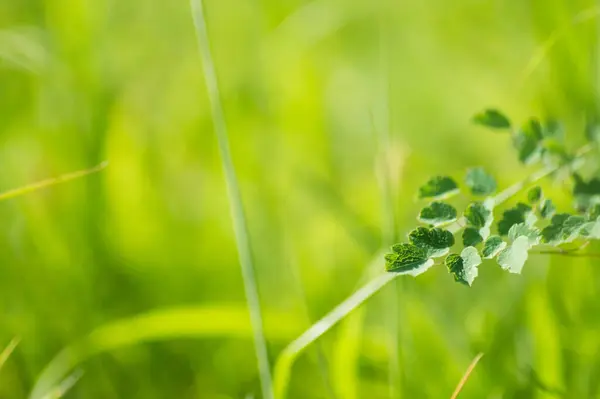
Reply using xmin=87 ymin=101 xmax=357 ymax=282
xmin=540 ymin=213 xmax=587 ymax=245
xmin=497 ymin=235 xmax=530 ymax=274
xmin=472 ymin=109 xmax=511 ymax=129
xmin=539 ymin=199 xmax=556 ymax=219
xmin=527 ymin=186 xmax=542 ymax=204
xmin=508 ymin=223 xmax=540 ymax=247
xmin=408 ymin=227 xmax=455 ymax=258
xmin=573 ymin=173 xmax=600 ymax=211
xmin=446 ymin=247 xmax=482 ymax=286
xmin=385 ymin=243 xmax=435 ymax=275
xmin=462 ymin=227 xmax=483 ymax=247
xmin=482 ymin=236 xmax=506 ymax=259
xmin=497 ymin=203 xmax=533 ymax=236
xmin=464 ymin=202 xmax=492 ymax=229
xmin=514 ymin=119 xmax=543 ymax=164
xmin=588 ymin=203 xmax=600 ymax=221
xmin=418 ymin=201 xmax=457 ymax=226
xmin=465 ymin=167 xmax=497 ymax=196
xmin=418 ymin=176 xmax=459 ymax=200
xmin=543 ymin=119 xmax=564 ymax=140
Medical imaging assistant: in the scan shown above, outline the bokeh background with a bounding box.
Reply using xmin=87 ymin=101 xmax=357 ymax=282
xmin=2 ymin=0 xmax=600 ymax=398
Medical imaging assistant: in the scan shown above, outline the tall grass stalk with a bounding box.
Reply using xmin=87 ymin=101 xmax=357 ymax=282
xmin=189 ymin=1 xmax=274 ymax=398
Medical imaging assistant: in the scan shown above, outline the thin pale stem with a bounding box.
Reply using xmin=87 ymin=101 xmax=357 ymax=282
xmin=0 ymin=337 xmax=20 ymax=370
xmin=0 ymin=162 xmax=108 ymax=202
xmin=273 ymin=144 xmax=593 ymax=398
xmin=189 ymin=2 xmax=274 ymax=399
xmin=450 ymin=353 xmax=484 ymax=399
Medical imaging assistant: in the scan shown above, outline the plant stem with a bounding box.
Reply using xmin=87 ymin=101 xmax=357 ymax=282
xmin=272 ymin=144 xmax=593 ymax=398
xmin=189 ymin=2 xmax=274 ymax=399
xmin=0 ymin=162 xmax=108 ymax=202
xmin=450 ymin=353 xmax=484 ymax=399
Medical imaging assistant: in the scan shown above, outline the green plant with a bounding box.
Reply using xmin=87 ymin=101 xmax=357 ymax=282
xmin=386 ymin=109 xmax=600 ymax=286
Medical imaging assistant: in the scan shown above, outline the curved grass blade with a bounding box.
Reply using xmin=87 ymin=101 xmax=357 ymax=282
xmin=450 ymin=353 xmax=484 ymax=399
xmin=30 ymin=305 xmax=303 ymax=399
xmin=0 ymin=337 xmax=20 ymax=371
xmin=40 ymin=369 xmax=83 ymax=399
xmin=0 ymin=162 xmax=108 ymax=202
xmin=189 ymin=1 xmax=273 ymax=398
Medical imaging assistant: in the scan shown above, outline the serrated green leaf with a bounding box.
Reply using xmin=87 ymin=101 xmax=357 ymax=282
xmin=514 ymin=119 xmax=543 ymax=164
xmin=465 ymin=167 xmax=497 ymax=196
xmin=573 ymin=173 xmax=600 ymax=211
xmin=385 ymin=243 xmax=435 ymax=275
xmin=482 ymin=236 xmax=506 ymax=259
xmin=588 ymin=204 xmax=600 ymax=221
xmin=462 ymin=227 xmax=483 ymax=247
xmin=418 ymin=201 xmax=457 ymax=226
xmin=464 ymin=202 xmax=492 ymax=229
xmin=540 ymin=213 xmax=587 ymax=245
xmin=583 ymin=216 xmax=600 ymax=239
xmin=527 ymin=187 xmax=542 ymax=204
xmin=408 ymin=227 xmax=455 ymax=258
xmin=508 ymin=223 xmax=540 ymax=247
xmin=497 ymin=235 xmax=530 ymax=274
xmin=472 ymin=109 xmax=511 ymax=129
xmin=539 ymin=199 xmax=556 ymax=219
xmin=418 ymin=176 xmax=459 ymax=200
xmin=446 ymin=247 xmax=482 ymax=286
xmin=497 ymin=203 xmax=533 ymax=236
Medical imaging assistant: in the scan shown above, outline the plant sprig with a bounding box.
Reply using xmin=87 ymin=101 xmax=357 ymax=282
xmin=385 ymin=109 xmax=600 ymax=286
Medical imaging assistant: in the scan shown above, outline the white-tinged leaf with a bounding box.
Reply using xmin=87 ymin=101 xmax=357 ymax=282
xmin=497 ymin=236 xmax=530 ymax=274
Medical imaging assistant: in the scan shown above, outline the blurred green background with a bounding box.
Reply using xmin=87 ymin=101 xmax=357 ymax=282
xmin=2 ymin=0 xmax=600 ymax=398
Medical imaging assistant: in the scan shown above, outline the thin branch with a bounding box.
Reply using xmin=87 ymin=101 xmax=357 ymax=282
xmin=189 ymin=1 xmax=274 ymax=399
xmin=0 ymin=162 xmax=108 ymax=202
xmin=531 ymin=250 xmax=600 ymax=258
xmin=450 ymin=353 xmax=484 ymax=399
xmin=272 ymin=144 xmax=593 ymax=398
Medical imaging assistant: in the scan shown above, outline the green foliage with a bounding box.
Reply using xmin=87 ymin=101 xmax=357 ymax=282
xmin=465 ymin=167 xmax=497 ymax=196
xmin=408 ymin=227 xmax=455 ymax=257
xmin=385 ymin=244 xmax=434 ymax=274
xmin=472 ymin=109 xmax=511 ymax=129
xmin=572 ymin=173 xmax=600 ymax=211
xmin=497 ymin=203 xmax=533 ymax=236
xmin=527 ymin=186 xmax=542 ymax=204
xmin=497 ymin=236 xmax=530 ymax=274
xmin=418 ymin=201 xmax=457 ymax=226
xmin=464 ymin=202 xmax=491 ymax=229
xmin=462 ymin=227 xmax=483 ymax=247
xmin=446 ymin=247 xmax=482 ymax=286
xmin=482 ymin=236 xmax=506 ymax=259
xmin=514 ymin=119 xmax=543 ymax=164
xmin=418 ymin=176 xmax=459 ymax=200
xmin=386 ymin=109 xmax=600 ymax=288
xmin=539 ymin=199 xmax=556 ymax=219
xmin=540 ymin=214 xmax=587 ymax=245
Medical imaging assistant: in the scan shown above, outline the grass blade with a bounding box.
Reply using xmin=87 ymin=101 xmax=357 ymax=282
xmin=0 ymin=162 xmax=108 ymax=202
xmin=30 ymin=305 xmax=302 ymax=399
xmin=188 ymin=1 xmax=273 ymax=399
xmin=0 ymin=337 xmax=20 ymax=371
xmin=40 ymin=369 xmax=84 ymax=399
xmin=450 ymin=353 xmax=484 ymax=399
